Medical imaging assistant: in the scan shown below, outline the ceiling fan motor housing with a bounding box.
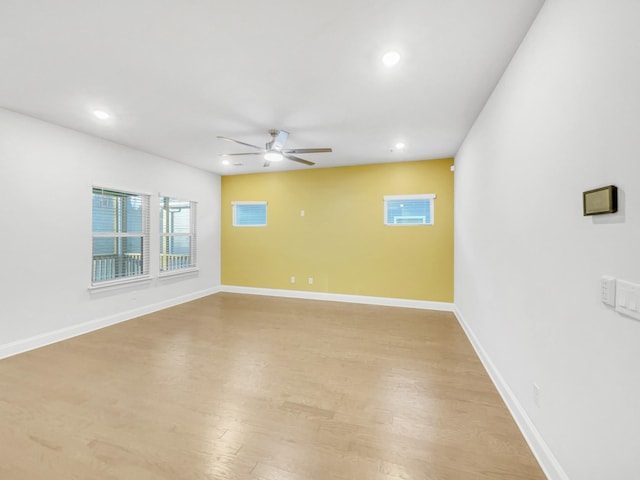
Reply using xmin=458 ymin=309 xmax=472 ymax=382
xmin=268 ymin=129 xmax=289 ymax=152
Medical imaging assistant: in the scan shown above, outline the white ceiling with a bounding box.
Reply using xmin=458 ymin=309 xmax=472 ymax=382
xmin=0 ymin=0 xmax=544 ymax=175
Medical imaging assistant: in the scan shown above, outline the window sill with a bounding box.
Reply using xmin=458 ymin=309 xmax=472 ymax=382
xmin=159 ymin=267 xmax=199 ymax=279
xmin=383 ymin=223 xmax=434 ymax=226
xmin=88 ymin=275 xmax=152 ymax=292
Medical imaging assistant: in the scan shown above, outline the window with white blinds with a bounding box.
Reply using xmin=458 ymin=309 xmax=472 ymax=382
xmin=92 ymin=187 xmax=150 ymax=285
xmin=160 ymin=196 xmax=197 ymax=274
xmin=384 ymin=194 xmax=436 ymax=225
xmin=232 ymin=201 xmax=267 ymax=226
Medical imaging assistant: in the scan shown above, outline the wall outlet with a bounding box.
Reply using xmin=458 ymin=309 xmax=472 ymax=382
xmin=601 ymin=275 xmax=616 ymax=306
xmin=290 ymin=276 xmax=296 ymax=284
xmin=301 ymin=210 xmax=305 ymax=216
xmin=308 ymin=277 xmax=313 ymax=285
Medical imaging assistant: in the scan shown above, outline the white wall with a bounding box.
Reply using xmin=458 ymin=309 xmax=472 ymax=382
xmin=455 ymin=0 xmax=640 ymax=478
xmin=0 ymin=108 xmax=221 ymax=356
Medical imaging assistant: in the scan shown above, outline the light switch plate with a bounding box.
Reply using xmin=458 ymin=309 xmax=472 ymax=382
xmin=615 ymin=280 xmax=640 ymax=320
xmin=601 ymin=276 xmax=616 ymax=306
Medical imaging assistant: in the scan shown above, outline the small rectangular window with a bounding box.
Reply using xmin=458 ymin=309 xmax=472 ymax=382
xmin=92 ymin=187 xmax=150 ymax=285
xmin=232 ymin=201 xmax=267 ymax=226
xmin=160 ymin=196 xmax=197 ymax=274
xmin=384 ymin=194 xmax=435 ymax=226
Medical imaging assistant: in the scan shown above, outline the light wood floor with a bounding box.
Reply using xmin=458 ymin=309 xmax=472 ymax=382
xmin=0 ymin=293 xmax=545 ymax=479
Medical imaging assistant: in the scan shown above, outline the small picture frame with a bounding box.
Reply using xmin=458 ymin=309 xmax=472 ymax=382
xmin=583 ymin=185 xmax=617 ymax=216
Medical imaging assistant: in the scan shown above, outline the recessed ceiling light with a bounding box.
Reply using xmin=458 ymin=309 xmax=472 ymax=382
xmin=264 ymin=152 xmax=284 ymax=162
xmin=395 ymin=142 xmax=406 ymax=150
xmin=382 ymin=51 xmax=401 ymax=67
xmin=93 ymin=109 xmax=111 ymax=120
xmin=221 ymin=159 xmax=230 ymax=166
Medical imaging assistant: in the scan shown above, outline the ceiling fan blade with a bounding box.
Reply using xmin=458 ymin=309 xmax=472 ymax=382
xmin=216 ymin=136 xmax=264 ymax=150
xmin=284 ymin=154 xmax=315 ymax=166
xmin=271 ymin=130 xmax=289 ymax=151
xmin=284 ymin=148 xmax=332 ymax=154
xmin=218 ymin=152 xmax=264 ymax=157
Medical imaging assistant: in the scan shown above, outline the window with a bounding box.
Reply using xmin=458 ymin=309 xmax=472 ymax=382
xmin=92 ymin=187 xmax=150 ymax=285
xmin=384 ymin=194 xmax=436 ymax=225
xmin=160 ymin=196 xmax=197 ymax=274
xmin=232 ymin=201 xmax=267 ymax=226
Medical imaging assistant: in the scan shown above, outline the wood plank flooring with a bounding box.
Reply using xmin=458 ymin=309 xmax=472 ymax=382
xmin=0 ymin=293 xmax=545 ymax=479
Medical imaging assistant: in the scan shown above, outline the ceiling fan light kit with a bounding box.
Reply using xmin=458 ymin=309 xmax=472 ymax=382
xmin=264 ymin=151 xmax=284 ymax=162
xmin=217 ymin=129 xmax=332 ymax=168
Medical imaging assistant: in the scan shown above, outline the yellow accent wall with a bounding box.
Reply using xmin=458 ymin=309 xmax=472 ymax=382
xmin=221 ymin=159 xmax=454 ymax=302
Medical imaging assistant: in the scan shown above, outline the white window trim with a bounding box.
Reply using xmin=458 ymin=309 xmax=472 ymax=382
xmin=384 ymin=194 xmax=436 ymax=201
xmin=88 ymin=275 xmax=152 ymax=291
xmin=232 ymin=201 xmax=268 ymax=227
xmin=158 ymin=267 xmax=199 ymax=278
xmin=383 ymin=194 xmax=436 ymax=226
xmin=159 ymin=196 xmax=197 ymax=276
xmin=393 ymin=215 xmax=426 ymax=224
xmin=91 ymin=186 xmax=151 ymax=288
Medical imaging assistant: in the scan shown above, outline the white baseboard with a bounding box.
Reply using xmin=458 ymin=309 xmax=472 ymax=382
xmin=453 ymin=306 xmax=568 ymax=480
xmin=221 ymin=285 xmax=455 ymax=311
xmin=0 ymin=286 xmax=222 ymax=360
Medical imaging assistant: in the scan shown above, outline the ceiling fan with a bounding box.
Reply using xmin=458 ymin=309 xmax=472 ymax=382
xmin=217 ymin=129 xmax=332 ymax=167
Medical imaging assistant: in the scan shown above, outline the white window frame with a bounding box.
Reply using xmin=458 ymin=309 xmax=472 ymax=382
xmin=384 ymin=194 xmax=436 ymax=226
xmin=91 ymin=187 xmax=151 ymax=288
xmin=232 ymin=201 xmax=268 ymax=227
xmin=159 ymin=196 xmax=198 ymax=276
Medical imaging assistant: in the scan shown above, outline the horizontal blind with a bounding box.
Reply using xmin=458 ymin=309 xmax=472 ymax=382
xmin=92 ymin=187 xmax=150 ymax=284
xmin=160 ymin=196 xmax=197 ymax=273
xmin=384 ymin=194 xmax=435 ymax=225
xmin=232 ymin=201 xmax=267 ymax=226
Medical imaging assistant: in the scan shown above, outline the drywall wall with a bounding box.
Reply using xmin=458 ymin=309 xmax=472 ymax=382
xmin=0 ymin=108 xmax=221 ymax=356
xmin=455 ymin=0 xmax=640 ymax=478
xmin=222 ymin=159 xmax=454 ymax=302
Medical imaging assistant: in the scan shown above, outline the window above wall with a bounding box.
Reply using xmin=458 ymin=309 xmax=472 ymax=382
xmin=232 ymin=201 xmax=267 ymax=227
xmin=384 ymin=194 xmax=436 ymax=226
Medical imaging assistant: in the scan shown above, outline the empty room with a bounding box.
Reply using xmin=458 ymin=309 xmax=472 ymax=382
xmin=1 ymin=0 xmax=639 ymax=479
